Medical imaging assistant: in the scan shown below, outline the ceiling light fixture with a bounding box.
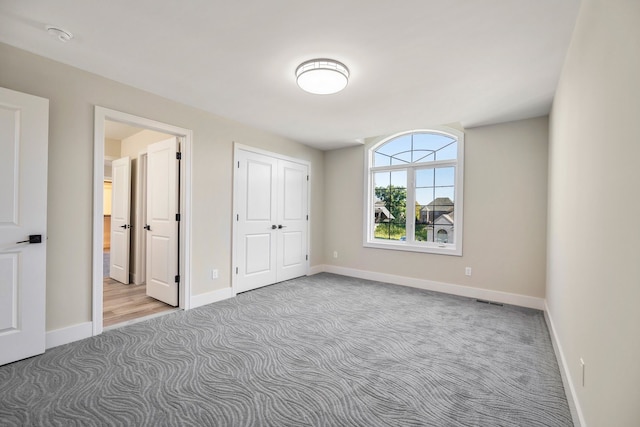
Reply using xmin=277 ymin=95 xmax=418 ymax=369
xmin=295 ymin=59 xmax=349 ymax=95
xmin=46 ymin=26 xmax=73 ymax=43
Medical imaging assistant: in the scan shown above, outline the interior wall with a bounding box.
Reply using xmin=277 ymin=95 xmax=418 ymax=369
xmin=547 ymin=0 xmax=640 ymax=425
xmin=104 ymin=138 xmax=121 ymax=158
xmin=0 ymin=42 xmax=324 ymax=332
xmin=324 ymin=116 xmax=549 ymax=298
xmin=121 ymin=129 xmax=173 ymax=158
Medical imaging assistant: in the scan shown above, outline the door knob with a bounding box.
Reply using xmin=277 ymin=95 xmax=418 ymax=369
xmin=271 ymin=225 xmax=277 ymax=229
xmin=278 ymin=225 xmax=286 ymax=229
xmin=120 ymin=224 xmax=131 ymax=229
xmin=144 ymin=225 xmax=151 ymax=231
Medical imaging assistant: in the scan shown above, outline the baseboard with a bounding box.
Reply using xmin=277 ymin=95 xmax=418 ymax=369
xmin=544 ymin=302 xmax=586 ymax=427
xmin=322 ymin=265 xmax=545 ymax=310
xmin=308 ymin=264 xmax=326 ymax=275
xmin=45 ymin=322 xmax=93 ymax=350
xmin=190 ymin=286 xmax=234 ymax=309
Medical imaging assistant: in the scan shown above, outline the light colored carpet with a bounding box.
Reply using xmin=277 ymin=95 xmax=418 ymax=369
xmin=0 ymin=273 xmax=572 ymax=426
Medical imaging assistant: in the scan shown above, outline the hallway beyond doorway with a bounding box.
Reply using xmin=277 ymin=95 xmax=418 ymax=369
xmin=103 ymin=276 xmax=174 ymax=328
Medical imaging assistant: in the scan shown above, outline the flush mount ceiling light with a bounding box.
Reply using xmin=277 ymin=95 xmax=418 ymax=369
xmin=46 ymin=26 xmax=73 ymax=43
xmin=295 ymin=59 xmax=349 ymax=95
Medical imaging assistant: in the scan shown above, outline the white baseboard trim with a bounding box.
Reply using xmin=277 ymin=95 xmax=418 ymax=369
xmin=308 ymin=264 xmax=325 ymax=276
xmin=544 ymin=302 xmax=586 ymax=427
xmin=46 ymin=322 xmax=93 ymax=350
xmin=190 ymin=286 xmax=234 ymax=309
xmin=322 ymin=265 xmax=545 ymax=310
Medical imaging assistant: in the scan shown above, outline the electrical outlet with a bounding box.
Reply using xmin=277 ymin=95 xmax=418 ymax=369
xmin=211 ymin=269 xmax=219 ymax=279
xmin=333 ymin=251 xmax=338 ymax=259
xmin=580 ymin=358 xmax=585 ymax=387
xmin=465 ymin=267 xmax=472 ymax=276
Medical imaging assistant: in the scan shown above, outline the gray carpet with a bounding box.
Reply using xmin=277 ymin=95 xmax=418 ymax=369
xmin=0 ymin=273 xmax=572 ymax=426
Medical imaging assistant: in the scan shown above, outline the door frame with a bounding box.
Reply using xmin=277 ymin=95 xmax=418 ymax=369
xmin=92 ymin=106 xmax=192 ymax=335
xmin=232 ymin=143 xmax=311 ymax=295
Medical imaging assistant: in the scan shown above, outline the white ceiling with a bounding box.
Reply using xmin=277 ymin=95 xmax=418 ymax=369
xmin=0 ymin=0 xmax=580 ymax=150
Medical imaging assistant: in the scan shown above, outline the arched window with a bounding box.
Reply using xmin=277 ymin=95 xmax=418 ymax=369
xmin=364 ymin=127 xmax=464 ymax=255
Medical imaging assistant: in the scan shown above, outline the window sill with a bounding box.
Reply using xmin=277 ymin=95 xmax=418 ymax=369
xmin=363 ymin=240 xmax=462 ymax=256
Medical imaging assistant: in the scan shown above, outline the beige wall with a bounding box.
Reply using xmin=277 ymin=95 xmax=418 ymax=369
xmin=0 ymin=42 xmax=324 ymax=331
xmin=104 ymin=138 xmax=121 ymax=158
xmin=324 ymin=116 xmax=549 ymax=298
xmin=121 ymin=129 xmax=172 ymax=158
xmin=547 ymin=0 xmax=640 ymax=425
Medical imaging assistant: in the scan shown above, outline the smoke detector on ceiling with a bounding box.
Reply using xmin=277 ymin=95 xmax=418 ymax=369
xmin=46 ymin=26 xmax=73 ymax=43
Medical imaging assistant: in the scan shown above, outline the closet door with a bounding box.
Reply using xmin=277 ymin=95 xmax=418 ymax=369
xmin=276 ymin=159 xmax=308 ymax=282
xmin=234 ymin=148 xmax=308 ymax=294
xmin=235 ymin=150 xmax=278 ymax=293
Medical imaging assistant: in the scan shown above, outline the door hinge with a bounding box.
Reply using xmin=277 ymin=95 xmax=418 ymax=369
xmin=176 ymin=213 xmax=181 ymax=221
xmin=237 ymin=214 xmax=239 ymax=221
xmin=237 ymin=161 xmax=240 ymax=168
xmin=235 ymin=267 xmax=238 ymax=274
xmin=306 ymin=255 xmax=308 ymax=261
xmin=306 ymin=215 xmax=309 ymax=220
xmin=307 ymin=175 xmax=309 ymax=181
xmin=175 ymin=275 xmax=180 ymax=283
xmin=176 ymin=152 xmax=182 ymax=160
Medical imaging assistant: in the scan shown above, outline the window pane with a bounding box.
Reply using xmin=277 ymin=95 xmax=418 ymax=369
xmin=434 ymin=141 xmax=457 ymax=161
xmin=412 ymin=150 xmax=435 ymax=163
xmin=392 ymin=150 xmax=412 ymax=165
xmin=374 ymin=171 xmax=390 ymax=188
xmin=416 ymin=168 xmax=434 ymax=187
xmin=415 ymin=187 xmax=434 ymax=206
xmin=376 ymin=134 xmax=411 ymax=157
xmin=434 ymin=167 xmax=455 ymax=186
xmin=373 ymin=170 xmax=406 ymax=241
xmin=413 ymin=133 xmax=454 ymax=153
xmin=434 ymin=186 xmax=455 ymax=203
xmin=374 ymin=152 xmax=391 ymax=167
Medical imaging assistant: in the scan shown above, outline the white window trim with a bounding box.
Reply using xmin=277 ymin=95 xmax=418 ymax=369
xmin=363 ymin=126 xmax=464 ymax=256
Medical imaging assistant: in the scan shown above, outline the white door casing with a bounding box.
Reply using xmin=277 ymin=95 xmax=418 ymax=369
xmin=146 ymin=137 xmax=179 ymax=306
xmin=0 ymin=87 xmax=49 ymax=366
xmin=109 ymin=156 xmax=131 ymax=284
xmin=234 ymin=147 xmax=309 ymax=294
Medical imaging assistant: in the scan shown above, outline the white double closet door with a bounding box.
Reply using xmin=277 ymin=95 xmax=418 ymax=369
xmin=234 ymin=148 xmax=309 ymax=294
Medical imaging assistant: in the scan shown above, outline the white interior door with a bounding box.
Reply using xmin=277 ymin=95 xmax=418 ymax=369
xmin=109 ymin=156 xmax=131 ymax=284
xmin=276 ymin=160 xmax=308 ymax=282
xmin=146 ymin=137 xmax=179 ymax=306
xmin=0 ymin=87 xmax=48 ymax=366
xmin=235 ymin=148 xmax=308 ymax=294
xmin=235 ymin=150 xmax=278 ymax=293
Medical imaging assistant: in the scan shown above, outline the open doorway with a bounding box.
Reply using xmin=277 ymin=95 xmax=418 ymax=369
xmin=103 ymin=121 xmax=176 ymax=327
xmin=93 ymin=107 xmax=192 ymax=336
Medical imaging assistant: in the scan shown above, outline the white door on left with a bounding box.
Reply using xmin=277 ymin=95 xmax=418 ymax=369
xmin=0 ymin=87 xmax=49 ymax=366
xmin=109 ymin=156 xmax=131 ymax=284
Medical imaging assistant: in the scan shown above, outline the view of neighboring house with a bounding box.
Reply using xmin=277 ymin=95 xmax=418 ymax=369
xmin=374 ymin=198 xmax=394 ymax=223
xmin=419 ymin=197 xmax=454 ymax=243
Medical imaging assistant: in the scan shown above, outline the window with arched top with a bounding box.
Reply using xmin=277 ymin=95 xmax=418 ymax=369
xmin=364 ymin=127 xmax=464 ymax=255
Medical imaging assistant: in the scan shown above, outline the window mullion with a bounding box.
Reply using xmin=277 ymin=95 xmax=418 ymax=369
xmin=406 ymin=167 xmax=416 ymax=243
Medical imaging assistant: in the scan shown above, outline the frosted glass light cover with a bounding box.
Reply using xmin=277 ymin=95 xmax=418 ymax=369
xmin=295 ymin=59 xmax=349 ymax=95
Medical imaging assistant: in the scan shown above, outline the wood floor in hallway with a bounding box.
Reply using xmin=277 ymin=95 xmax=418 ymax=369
xmin=103 ymin=277 xmax=174 ymax=328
